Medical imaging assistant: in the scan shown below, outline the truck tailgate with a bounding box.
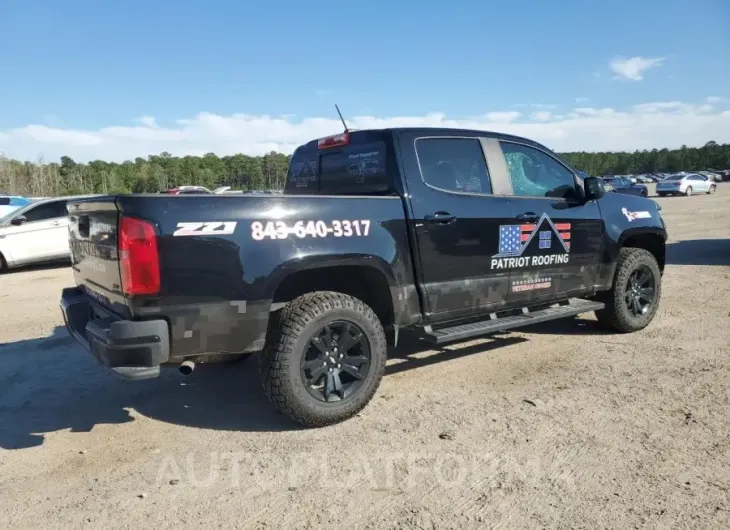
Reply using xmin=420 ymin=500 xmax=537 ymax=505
xmin=67 ymin=197 xmax=127 ymax=314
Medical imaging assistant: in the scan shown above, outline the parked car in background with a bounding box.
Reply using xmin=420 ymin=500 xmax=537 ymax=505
xmin=698 ymin=171 xmax=723 ymax=183
xmin=163 ymin=186 xmax=213 ymax=195
xmin=0 ymin=196 xmax=93 ymax=272
xmin=602 ymin=176 xmax=649 ymax=197
xmin=656 ymin=173 xmax=716 ymax=197
xmin=659 ymin=174 xmax=714 ymax=195
xmin=212 ymin=186 xmax=243 ymax=195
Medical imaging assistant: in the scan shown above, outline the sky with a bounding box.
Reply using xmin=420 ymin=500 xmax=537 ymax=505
xmin=0 ymin=0 xmax=729 ymax=162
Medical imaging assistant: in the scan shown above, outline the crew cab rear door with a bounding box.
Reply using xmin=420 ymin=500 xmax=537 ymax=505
xmin=395 ymin=130 xmax=514 ymax=323
xmin=490 ymin=139 xmax=603 ymax=303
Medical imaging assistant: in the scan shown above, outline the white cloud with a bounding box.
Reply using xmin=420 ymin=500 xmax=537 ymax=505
xmin=707 ymin=96 xmax=726 ymax=104
xmin=531 ymin=111 xmax=552 ymax=122
xmin=512 ymin=103 xmax=557 ymax=110
xmin=609 ymin=56 xmax=666 ymax=81
xmin=1 ymin=100 xmax=729 ymax=162
xmin=138 ymin=116 xmax=159 ymax=128
xmin=484 ymin=111 xmax=521 ymax=123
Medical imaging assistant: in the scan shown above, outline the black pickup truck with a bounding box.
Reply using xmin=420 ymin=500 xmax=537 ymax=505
xmin=61 ymin=127 xmax=667 ymax=427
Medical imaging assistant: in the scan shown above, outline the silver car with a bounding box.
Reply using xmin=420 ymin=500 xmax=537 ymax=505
xmin=656 ymin=173 xmax=717 ymax=197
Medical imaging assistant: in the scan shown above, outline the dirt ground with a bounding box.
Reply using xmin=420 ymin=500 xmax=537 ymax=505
xmin=1 ymin=186 xmax=729 ymax=529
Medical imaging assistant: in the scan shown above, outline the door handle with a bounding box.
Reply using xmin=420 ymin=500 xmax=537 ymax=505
xmin=424 ymin=212 xmax=456 ymax=224
xmin=51 ymin=221 xmax=61 ymax=227
xmin=516 ymin=212 xmax=539 ymax=222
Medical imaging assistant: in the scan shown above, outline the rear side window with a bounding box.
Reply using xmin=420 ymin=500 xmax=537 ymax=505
xmin=415 ymin=138 xmax=492 ymax=194
xmin=286 ymin=141 xmax=390 ymax=195
xmin=320 ymin=142 xmax=388 ymax=194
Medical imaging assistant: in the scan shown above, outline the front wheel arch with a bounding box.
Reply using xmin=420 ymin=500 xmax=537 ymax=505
xmin=619 ymin=231 xmax=667 ymax=274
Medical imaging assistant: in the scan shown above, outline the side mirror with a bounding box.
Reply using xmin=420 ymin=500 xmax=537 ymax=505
xmin=10 ymin=216 xmax=27 ymax=226
xmin=584 ymin=177 xmax=605 ymax=201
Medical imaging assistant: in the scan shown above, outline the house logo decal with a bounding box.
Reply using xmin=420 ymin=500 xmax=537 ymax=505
xmin=491 ymin=213 xmax=571 ymax=270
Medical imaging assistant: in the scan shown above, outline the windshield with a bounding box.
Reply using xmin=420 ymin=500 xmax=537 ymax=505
xmin=0 ymin=202 xmax=31 ymax=225
xmin=0 ymin=209 xmax=20 ymax=225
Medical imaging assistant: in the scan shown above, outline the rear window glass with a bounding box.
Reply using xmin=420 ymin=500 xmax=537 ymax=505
xmin=416 ymin=138 xmax=493 ymax=194
xmin=286 ymin=141 xmax=390 ymax=195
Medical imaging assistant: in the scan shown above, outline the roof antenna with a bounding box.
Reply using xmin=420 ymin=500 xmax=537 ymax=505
xmin=335 ymin=104 xmax=349 ymax=132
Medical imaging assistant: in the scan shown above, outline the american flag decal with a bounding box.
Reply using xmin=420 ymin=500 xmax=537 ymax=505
xmin=494 ymin=214 xmax=571 ymax=258
xmin=555 ymin=222 xmax=571 ymax=249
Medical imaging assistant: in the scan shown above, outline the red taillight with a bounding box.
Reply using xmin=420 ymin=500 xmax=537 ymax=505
xmin=119 ymin=216 xmax=160 ymax=296
xmin=317 ymin=131 xmax=350 ymax=149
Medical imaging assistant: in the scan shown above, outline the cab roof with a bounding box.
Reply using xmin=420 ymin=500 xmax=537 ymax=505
xmin=295 ymin=127 xmax=551 ymax=152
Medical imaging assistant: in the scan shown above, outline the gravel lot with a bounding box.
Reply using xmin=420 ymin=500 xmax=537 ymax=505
xmin=1 ymin=186 xmax=729 ymax=529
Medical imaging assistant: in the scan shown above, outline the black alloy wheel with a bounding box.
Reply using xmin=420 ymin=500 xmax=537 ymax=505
xmin=260 ymin=291 xmax=387 ymax=427
xmin=624 ymin=265 xmax=656 ymax=317
xmin=300 ymin=321 xmax=371 ymax=402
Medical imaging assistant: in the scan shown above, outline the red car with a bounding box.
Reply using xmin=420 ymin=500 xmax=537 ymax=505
xmin=163 ymin=186 xmax=213 ymax=195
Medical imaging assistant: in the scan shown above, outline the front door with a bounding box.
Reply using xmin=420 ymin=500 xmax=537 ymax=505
xmin=396 ymin=131 xmax=514 ymax=322
xmin=490 ymin=140 xmax=603 ymax=305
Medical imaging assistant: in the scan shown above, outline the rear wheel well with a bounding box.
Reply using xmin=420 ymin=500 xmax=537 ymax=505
xmin=622 ymin=234 xmax=665 ymax=272
xmin=272 ymin=266 xmax=394 ymax=328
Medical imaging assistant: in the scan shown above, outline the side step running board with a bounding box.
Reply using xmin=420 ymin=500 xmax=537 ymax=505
xmin=423 ymin=298 xmax=605 ymax=344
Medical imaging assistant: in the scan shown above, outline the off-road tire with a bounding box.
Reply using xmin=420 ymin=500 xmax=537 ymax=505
xmin=685 ymin=186 xmax=693 ymax=196
xmin=594 ymin=248 xmax=662 ymax=333
xmin=0 ymin=252 xmax=6 ymax=273
xmin=708 ymin=185 xmax=716 ymax=195
xmin=259 ymin=291 xmax=387 ymax=427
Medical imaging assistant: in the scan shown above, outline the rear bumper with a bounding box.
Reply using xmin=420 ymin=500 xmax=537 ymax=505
xmin=60 ymin=287 xmax=170 ymax=381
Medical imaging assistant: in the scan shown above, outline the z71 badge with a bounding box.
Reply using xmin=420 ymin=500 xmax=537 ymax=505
xmin=173 ymin=222 xmax=237 ymax=237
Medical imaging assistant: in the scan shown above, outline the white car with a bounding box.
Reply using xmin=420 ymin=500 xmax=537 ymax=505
xmin=656 ymin=174 xmax=717 ymax=197
xmin=0 ymin=196 xmax=92 ymax=272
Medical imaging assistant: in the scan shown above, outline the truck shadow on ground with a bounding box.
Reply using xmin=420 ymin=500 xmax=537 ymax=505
xmin=0 ymin=327 xmax=527 ymax=449
xmin=518 ymin=317 xmax=611 ymax=336
xmin=665 ymin=239 xmax=730 ymax=266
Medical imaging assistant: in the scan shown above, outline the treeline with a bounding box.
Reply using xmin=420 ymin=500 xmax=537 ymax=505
xmin=0 ymin=141 xmax=728 ymax=197
xmin=562 ymin=141 xmax=729 ymax=177
xmin=0 ymin=151 xmax=291 ymax=197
